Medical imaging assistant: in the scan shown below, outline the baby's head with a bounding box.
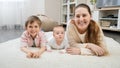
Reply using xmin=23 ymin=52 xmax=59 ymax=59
xmin=53 ymin=25 xmax=65 ymax=42
xmin=25 ymin=15 xmax=42 ymax=38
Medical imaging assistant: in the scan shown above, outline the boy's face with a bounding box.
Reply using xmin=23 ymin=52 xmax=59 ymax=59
xmin=53 ymin=27 xmax=65 ymax=42
xmin=26 ymin=21 xmax=40 ymax=38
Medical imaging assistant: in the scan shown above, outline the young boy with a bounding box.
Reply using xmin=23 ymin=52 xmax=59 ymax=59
xmin=20 ymin=16 xmax=47 ymax=58
xmin=47 ymin=25 xmax=69 ymax=53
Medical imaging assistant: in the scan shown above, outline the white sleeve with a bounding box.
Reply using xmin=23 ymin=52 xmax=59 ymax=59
xmin=46 ymin=44 xmax=52 ymax=51
xmin=20 ymin=31 xmax=29 ymax=47
xmin=76 ymin=43 xmax=88 ymax=48
xmin=80 ymin=48 xmax=94 ymax=55
xmin=76 ymin=43 xmax=94 ymax=55
xmin=47 ymin=37 xmax=55 ymax=50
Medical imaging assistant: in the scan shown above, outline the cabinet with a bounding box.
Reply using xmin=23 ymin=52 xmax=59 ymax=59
xmin=61 ymin=0 xmax=93 ymax=25
xmin=97 ymin=8 xmax=120 ymax=31
xmin=61 ymin=0 xmax=76 ymax=24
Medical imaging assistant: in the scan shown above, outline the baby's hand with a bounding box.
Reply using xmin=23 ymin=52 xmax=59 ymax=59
xmin=47 ymin=50 xmax=52 ymax=52
xmin=59 ymin=51 xmax=65 ymax=54
xmin=59 ymin=50 xmax=66 ymax=54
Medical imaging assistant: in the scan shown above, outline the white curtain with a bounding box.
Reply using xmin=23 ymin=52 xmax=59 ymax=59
xmin=0 ymin=0 xmax=24 ymax=29
xmin=0 ymin=0 xmax=44 ymax=29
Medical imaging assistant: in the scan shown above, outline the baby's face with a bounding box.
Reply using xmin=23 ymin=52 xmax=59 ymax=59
xmin=26 ymin=21 xmax=40 ymax=38
xmin=53 ymin=27 xmax=65 ymax=42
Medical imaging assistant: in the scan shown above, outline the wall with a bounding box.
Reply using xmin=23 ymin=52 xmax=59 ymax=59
xmin=0 ymin=0 xmax=46 ymax=27
xmin=0 ymin=0 xmax=61 ymax=29
xmin=22 ymin=0 xmax=45 ymax=23
xmin=45 ymin=0 xmax=61 ymax=23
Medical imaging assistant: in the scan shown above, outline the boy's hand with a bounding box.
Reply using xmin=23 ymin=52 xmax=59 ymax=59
xmin=26 ymin=52 xmax=33 ymax=58
xmin=32 ymin=51 xmax=41 ymax=58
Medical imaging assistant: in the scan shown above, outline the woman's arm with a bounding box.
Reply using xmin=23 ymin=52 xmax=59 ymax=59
xmin=66 ymin=21 xmax=87 ymax=55
xmin=92 ymin=23 xmax=108 ymax=56
xmin=86 ymin=43 xmax=105 ymax=56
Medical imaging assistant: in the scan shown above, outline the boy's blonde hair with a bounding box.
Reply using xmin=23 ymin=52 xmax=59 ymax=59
xmin=53 ymin=25 xmax=65 ymax=32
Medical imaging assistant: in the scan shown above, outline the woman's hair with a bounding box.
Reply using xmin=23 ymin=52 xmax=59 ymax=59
xmin=85 ymin=20 xmax=100 ymax=45
xmin=25 ymin=15 xmax=42 ymax=28
xmin=75 ymin=3 xmax=101 ymax=46
xmin=75 ymin=3 xmax=91 ymax=15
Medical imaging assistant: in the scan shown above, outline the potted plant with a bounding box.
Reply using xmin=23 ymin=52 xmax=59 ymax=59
xmin=90 ymin=0 xmax=96 ymax=5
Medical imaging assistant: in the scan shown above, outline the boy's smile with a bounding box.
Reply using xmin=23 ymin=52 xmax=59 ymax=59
xmin=26 ymin=21 xmax=40 ymax=38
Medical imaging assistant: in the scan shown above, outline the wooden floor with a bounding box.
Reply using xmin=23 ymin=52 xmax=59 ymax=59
xmin=0 ymin=29 xmax=24 ymax=43
xmin=103 ymin=30 xmax=120 ymax=43
xmin=0 ymin=29 xmax=120 ymax=44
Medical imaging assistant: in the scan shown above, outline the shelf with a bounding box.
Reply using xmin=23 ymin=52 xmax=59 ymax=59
xmin=99 ymin=18 xmax=118 ymax=20
xmin=69 ymin=2 xmax=76 ymax=4
xmin=102 ymin=27 xmax=120 ymax=32
xmin=97 ymin=7 xmax=120 ymax=32
xmin=63 ymin=0 xmax=67 ymax=3
xmin=62 ymin=3 xmax=67 ymax=6
xmin=70 ymin=0 xmax=75 ymax=2
xmin=98 ymin=7 xmax=120 ymax=10
xmin=61 ymin=0 xmax=76 ymax=23
xmin=62 ymin=22 xmax=67 ymax=25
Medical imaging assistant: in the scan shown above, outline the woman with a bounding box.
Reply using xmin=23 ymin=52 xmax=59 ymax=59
xmin=66 ymin=3 xmax=108 ymax=56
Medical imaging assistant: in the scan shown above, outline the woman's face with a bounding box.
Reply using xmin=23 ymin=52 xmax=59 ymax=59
xmin=26 ymin=21 xmax=40 ymax=38
xmin=74 ymin=7 xmax=91 ymax=33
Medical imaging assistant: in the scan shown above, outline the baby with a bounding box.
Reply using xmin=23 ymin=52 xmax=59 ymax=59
xmin=20 ymin=15 xmax=47 ymax=58
xmin=47 ymin=25 xmax=69 ymax=53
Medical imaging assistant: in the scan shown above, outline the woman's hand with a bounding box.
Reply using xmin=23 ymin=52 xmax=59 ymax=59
xmin=66 ymin=47 xmax=81 ymax=55
xmin=86 ymin=43 xmax=105 ymax=56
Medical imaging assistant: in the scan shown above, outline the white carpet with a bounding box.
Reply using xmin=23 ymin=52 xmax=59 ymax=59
xmin=0 ymin=32 xmax=120 ymax=68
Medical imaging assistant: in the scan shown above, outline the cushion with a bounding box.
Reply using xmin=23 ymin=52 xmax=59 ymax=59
xmin=37 ymin=14 xmax=58 ymax=32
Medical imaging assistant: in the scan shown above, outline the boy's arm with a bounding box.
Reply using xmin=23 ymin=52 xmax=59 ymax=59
xmin=21 ymin=46 xmax=32 ymax=54
xmin=38 ymin=46 xmax=46 ymax=55
xmin=20 ymin=31 xmax=32 ymax=54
